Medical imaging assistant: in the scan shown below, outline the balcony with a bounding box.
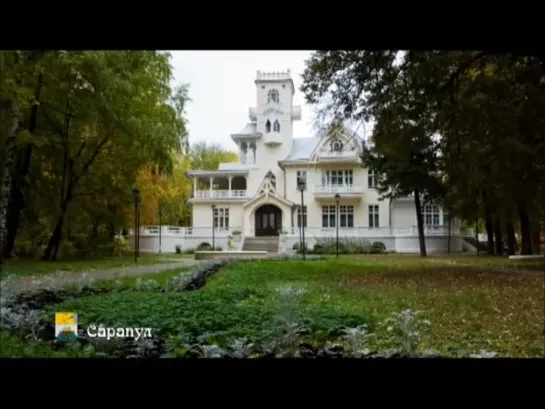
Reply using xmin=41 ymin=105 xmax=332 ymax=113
xmin=313 ymin=184 xmax=364 ymax=199
xmin=194 ymin=190 xmax=248 ymax=200
xmin=264 ymin=132 xmax=282 ymax=146
xmin=318 ymin=150 xmax=360 ymax=162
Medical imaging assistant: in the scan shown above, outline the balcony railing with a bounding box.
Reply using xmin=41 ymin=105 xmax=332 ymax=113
xmin=313 ymin=185 xmax=364 ymax=195
xmin=318 ymin=150 xmax=360 ymax=160
xmin=194 ymin=190 xmax=247 ymax=199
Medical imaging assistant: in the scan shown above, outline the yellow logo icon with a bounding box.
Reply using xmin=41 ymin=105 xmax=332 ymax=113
xmin=55 ymin=312 xmax=78 ymax=341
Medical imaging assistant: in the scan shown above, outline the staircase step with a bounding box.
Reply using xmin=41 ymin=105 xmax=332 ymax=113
xmin=242 ymin=236 xmax=279 ymax=252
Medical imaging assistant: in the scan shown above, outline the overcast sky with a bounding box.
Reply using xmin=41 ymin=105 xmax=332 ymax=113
xmin=169 ymin=51 xmax=319 ymax=151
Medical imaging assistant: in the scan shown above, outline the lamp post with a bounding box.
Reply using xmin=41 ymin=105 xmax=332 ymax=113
xmin=132 ymin=188 xmax=141 ymax=263
xmin=335 ymin=193 xmax=340 ymax=258
xmin=158 ymin=200 xmax=163 ymax=254
xmin=298 ymin=180 xmax=306 ymax=260
xmin=296 ymin=204 xmax=302 ymax=255
xmin=211 ymin=204 xmax=216 ymax=250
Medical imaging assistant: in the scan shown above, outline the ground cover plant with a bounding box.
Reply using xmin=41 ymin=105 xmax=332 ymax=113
xmin=1 ymin=255 xmax=543 ymax=358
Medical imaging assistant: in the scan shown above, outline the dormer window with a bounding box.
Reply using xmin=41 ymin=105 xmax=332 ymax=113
xmin=330 ymin=139 xmax=343 ymax=152
xmin=268 ymin=89 xmax=279 ymax=104
xmin=273 ymin=119 xmax=280 ymax=132
xmin=265 ymin=120 xmax=271 ymax=133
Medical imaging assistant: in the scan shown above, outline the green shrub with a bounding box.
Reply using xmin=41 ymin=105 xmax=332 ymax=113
xmin=197 ymin=242 xmax=211 ymax=250
xmin=175 ymin=245 xmax=182 ymax=254
xmin=312 ymin=237 xmax=377 ymax=255
xmin=113 ymin=235 xmax=130 ymax=257
xmin=312 ymin=244 xmax=324 ymax=254
xmin=370 ymin=242 xmax=386 ymax=254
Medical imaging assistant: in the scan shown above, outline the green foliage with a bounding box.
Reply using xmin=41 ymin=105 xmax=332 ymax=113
xmin=0 ymin=50 xmax=195 ymax=262
xmin=113 ymin=235 xmax=129 ymax=257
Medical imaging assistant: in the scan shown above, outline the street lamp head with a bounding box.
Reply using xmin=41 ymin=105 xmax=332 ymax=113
xmin=335 ymin=193 xmax=340 ymax=203
xmin=132 ymin=188 xmax=141 ymax=204
xmin=297 ymin=180 xmax=306 ymax=191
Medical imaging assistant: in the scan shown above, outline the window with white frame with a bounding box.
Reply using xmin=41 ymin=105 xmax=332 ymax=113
xmin=423 ymin=204 xmax=440 ymax=226
xmin=339 ymin=205 xmax=354 ymax=228
xmin=268 ymin=89 xmax=279 ymax=103
xmin=322 ymin=205 xmax=354 ymax=228
xmin=296 ymin=171 xmax=307 ymax=189
xmin=321 ymin=170 xmax=353 ymax=186
xmin=368 ymin=169 xmax=377 ymax=189
xmin=322 ymin=205 xmax=336 ymax=228
xmin=213 ymin=207 xmax=229 ymax=230
xmin=368 ymin=204 xmax=379 ymax=228
xmin=297 ymin=205 xmax=307 ymax=228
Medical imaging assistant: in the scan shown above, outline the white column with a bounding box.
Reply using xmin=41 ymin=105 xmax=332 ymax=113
xmin=251 ymin=143 xmax=257 ymax=164
xmin=228 ymin=175 xmax=233 ymax=197
xmin=209 ymin=176 xmax=214 ymax=197
xmin=193 ymin=177 xmax=197 ymax=197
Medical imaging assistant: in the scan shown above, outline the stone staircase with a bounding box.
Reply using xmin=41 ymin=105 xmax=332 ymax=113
xmin=242 ymin=236 xmax=279 ymax=253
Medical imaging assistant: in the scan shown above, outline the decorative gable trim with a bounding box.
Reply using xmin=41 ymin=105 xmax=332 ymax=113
xmin=309 ymin=122 xmax=362 ymax=162
xmin=243 ymin=170 xmax=293 ymax=208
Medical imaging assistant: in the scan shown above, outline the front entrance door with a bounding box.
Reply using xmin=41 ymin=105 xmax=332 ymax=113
xmin=255 ymin=204 xmax=282 ymax=236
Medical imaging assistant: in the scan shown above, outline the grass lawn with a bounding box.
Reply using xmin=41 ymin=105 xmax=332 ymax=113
xmin=0 ymin=252 xmax=191 ymax=279
xmin=36 ymin=255 xmax=545 ymax=358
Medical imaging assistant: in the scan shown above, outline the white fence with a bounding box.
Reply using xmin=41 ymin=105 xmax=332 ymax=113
xmin=128 ymin=226 xmax=242 ymax=253
xmin=129 ymin=225 xmax=465 ymax=254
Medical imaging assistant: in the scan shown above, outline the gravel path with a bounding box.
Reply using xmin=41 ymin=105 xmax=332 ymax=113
xmin=1 ymin=259 xmax=202 ymax=292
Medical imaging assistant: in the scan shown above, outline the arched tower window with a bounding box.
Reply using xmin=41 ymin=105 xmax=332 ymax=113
xmin=265 ymin=120 xmax=271 ymax=133
xmin=273 ymin=119 xmax=280 ymax=132
xmin=330 ymin=139 xmax=343 ymax=152
xmin=268 ymin=89 xmax=279 ymax=104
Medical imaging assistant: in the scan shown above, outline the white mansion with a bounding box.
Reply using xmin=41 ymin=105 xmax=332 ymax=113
xmin=134 ymin=69 xmax=463 ymax=254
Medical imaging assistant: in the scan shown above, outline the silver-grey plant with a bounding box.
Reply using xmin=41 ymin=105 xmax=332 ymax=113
xmin=341 ymin=325 xmax=372 ymax=357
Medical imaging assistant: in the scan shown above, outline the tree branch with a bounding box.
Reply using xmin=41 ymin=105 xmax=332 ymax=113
xmin=439 ymin=51 xmax=487 ymax=94
xmin=72 ymin=136 xmax=109 ymax=187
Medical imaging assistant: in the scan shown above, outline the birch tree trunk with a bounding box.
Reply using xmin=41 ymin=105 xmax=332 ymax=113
xmin=0 ymin=99 xmax=20 ymax=266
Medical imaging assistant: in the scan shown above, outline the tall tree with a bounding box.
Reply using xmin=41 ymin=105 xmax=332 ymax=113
xmin=301 ymin=51 xmax=443 ymax=256
xmin=0 ymin=51 xmax=47 ymax=266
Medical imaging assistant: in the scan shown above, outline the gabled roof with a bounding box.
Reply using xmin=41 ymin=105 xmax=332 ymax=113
xmin=280 ymin=122 xmax=364 ymax=164
xmin=280 ymin=137 xmax=321 ymax=162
